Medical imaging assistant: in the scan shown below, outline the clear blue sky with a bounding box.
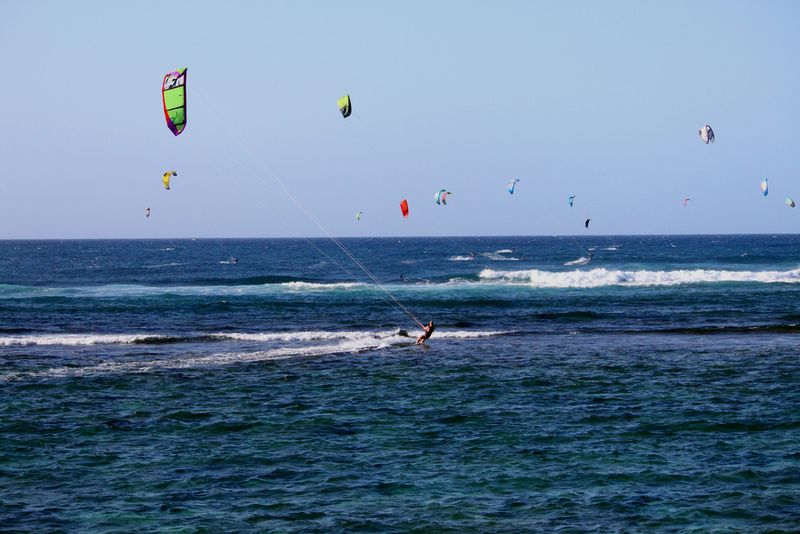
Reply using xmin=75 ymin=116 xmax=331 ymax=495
xmin=1 ymin=1 xmax=798 ymax=238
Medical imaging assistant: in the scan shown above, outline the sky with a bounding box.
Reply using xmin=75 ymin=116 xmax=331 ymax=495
xmin=1 ymin=1 xmax=798 ymax=239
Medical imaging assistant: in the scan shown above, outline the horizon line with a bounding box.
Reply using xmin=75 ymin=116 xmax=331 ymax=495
xmin=1 ymin=232 xmax=798 ymax=242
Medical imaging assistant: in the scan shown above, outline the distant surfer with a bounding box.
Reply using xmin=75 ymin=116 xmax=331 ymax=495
xmin=231 ymin=257 xmax=238 ymax=265
xmin=400 ymin=273 xmax=405 ymax=281
xmin=416 ymin=321 xmax=436 ymax=344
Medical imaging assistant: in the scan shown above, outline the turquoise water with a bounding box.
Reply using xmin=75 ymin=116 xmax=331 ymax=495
xmin=1 ymin=236 xmax=799 ymax=531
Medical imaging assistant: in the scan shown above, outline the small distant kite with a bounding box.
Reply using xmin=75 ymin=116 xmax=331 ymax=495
xmin=760 ymin=179 xmax=768 ymax=197
xmin=568 ymin=195 xmax=575 ymax=207
xmin=698 ymin=124 xmax=715 ymax=144
xmin=145 ymin=207 xmax=151 ymax=218
xmin=162 ymin=171 xmax=177 ymax=190
xmin=337 ymin=95 xmax=352 ymax=118
xmin=585 ymin=218 xmax=591 ymax=229
xmin=786 ymin=197 xmax=796 ymax=208
xmin=683 ymin=197 xmax=691 ymax=206
xmin=356 ymin=211 xmax=363 ymax=221
xmin=507 ymin=179 xmax=520 ymax=195
xmin=435 ymin=189 xmax=451 ymax=206
xmin=162 ymin=69 xmax=187 ymax=136
xmin=400 ymin=199 xmax=409 ymax=218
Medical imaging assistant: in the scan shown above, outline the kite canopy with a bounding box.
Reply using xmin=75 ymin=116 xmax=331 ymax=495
xmin=162 ymin=171 xmax=177 ymax=190
xmin=435 ymin=189 xmax=451 ymax=206
xmin=785 ymin=197 xmax=795 ymax=208
xmin=356 ymin=211 xmax=362 ymax=221
xmin=400 ymin=199 xmax=409 ymax=218
xmin=162 ymin=69 xmax=187 ymax=136
xmin=761 ymin=179 xmax=768 ymax=197
xmin=683 ymin=197 xmax=691 ymax=206
xmin=145 ymin=207 xmax=151 ymax=218
xmin=568 ymin=195 xmax=575 ymax=207
xmin=507 ymin=179 xmax=520 ymax=195
xmin=698 ymin=124 xmax=714 ymax=144
xmin=585 ymin=218 xmax=591 ymax=229
xmin=337 ymin=95 xmax=352 ymax=118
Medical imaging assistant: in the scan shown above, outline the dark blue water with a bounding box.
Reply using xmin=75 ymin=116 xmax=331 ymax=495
xmin=1 ymin=236 xmax=799 ymax=531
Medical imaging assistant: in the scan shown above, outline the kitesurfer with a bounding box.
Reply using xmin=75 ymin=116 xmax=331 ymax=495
xmin=416 ymin=321 xmax=436 ymax=344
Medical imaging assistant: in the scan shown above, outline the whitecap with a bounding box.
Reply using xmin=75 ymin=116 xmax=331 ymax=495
xmin=1 ymin=329 xmax=511 ymax=380
xmin=563 ymin=256 xmax=592 ymax=266
xmin=0 ymin=333 xmax=172 ymax=346
xmin=280 ymin=281 xmax=366 ymax=290
xmin=481 ymin=253 xmax=520 ymax=261
xmin=479 ymin=267 xmax=800 ymax=288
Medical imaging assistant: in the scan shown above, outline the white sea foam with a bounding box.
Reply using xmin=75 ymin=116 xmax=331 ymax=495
xmin=0 ymin=329 xmax=511 ymax=348
xmin=144 ymin=262 xmax=185 ymax=269
xmin=564 ymin=256 xmax=592 ymax=266
xmin=1 ymin=336 xmax=395 ymax=381
xmin=210 ymin=330 xmax=367 ymax=342
xmin=0 ymin=331 xmax=366 ymax=347
xmin=479 ymin=267 xmax=800 ymax=288
xmin=280 ymin=281 xmax=366 ymax=290
xmin=481 ymin=253 xmax=520 ymax=261
xmin=0 ymin=334 xmax=171 ymax=346
xmin=0 ymin=281 xmax=371 ymax=299
xmin=450 ymin=251 xmax=519 ymax=261
xmin=435 ymin=330 xmax=512 ymax=339
xmin=0 ymin=329 xmax=511 ymax=380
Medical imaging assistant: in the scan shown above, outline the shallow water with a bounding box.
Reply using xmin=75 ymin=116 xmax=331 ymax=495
xmin=1 ymin=236 xmax=799 ymax=531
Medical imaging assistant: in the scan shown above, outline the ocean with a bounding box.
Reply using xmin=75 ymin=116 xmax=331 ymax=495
xmin=1 ymin=235 xmax=798 ymax=532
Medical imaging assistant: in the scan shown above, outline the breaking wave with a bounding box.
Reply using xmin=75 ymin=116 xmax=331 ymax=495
xmin=479 ymin=267 xmax=800 ymax=288
xmin=481 ymin=253 xmax=519 ymax=261
xmin=0 ymin=329 xmax=512 ymax=381
xmin=280 ymin=281 xmax=366 ymax=290
xmin=564 ymin=256 xmax=592 ymax=266
xmin=0 ymin=334 xmax=173 ymax=346
xmin=0 ymin=329 xmax=511 ymax=348
xmin=0 ymin=281 xmax=368 ymax=299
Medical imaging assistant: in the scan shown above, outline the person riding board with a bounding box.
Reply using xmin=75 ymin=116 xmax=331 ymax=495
xmin=416 ymin=321 xmax=436 ymax=344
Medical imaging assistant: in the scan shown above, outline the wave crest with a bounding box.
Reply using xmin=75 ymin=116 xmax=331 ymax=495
xmin=0 ymin=334 xmax=172 ymax=346
xmin=280 ymin=281 xmax=366 ymax=290
xmin=0 ymin=329 xmax=511 ymax=347
xmin=479 ymin=267 xmax=800 ymax=288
